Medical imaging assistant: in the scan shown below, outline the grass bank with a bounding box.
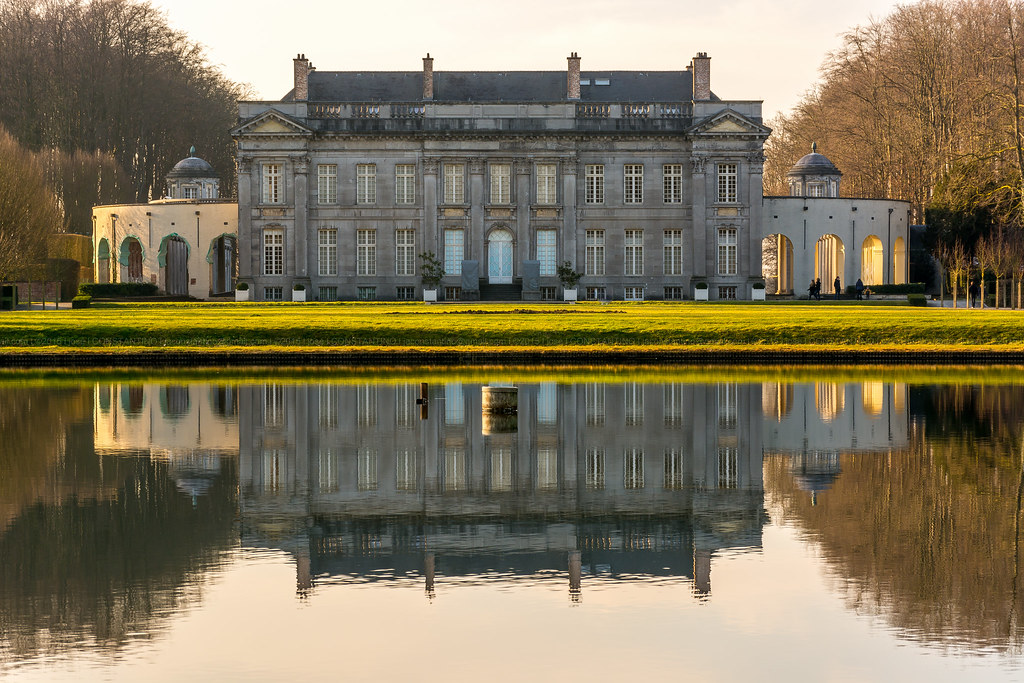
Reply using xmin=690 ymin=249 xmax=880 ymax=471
xmin=0 ymin=301 xmax=1021 ymax=362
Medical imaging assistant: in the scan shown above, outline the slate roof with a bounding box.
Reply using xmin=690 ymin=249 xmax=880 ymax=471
xmin=289 ymin=70 xmax=706 ymax=103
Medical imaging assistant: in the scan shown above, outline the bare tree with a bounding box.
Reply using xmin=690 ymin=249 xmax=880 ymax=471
xmin=0 ymin=126 xmax=61 ymax=281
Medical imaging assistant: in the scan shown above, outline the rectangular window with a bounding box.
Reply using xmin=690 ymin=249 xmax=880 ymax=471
xmin=717 ymin=163 xmax=737 ymax=203
xmin=262 ymin=164 xmax=281 ymax=204
xmin=358 ymin=384 xmax=377 ymax=426
xmin=718 ymin=227 xmax=737 ymax=276
xmin=319 ymin=386 xmax=338 ymax=429
xmin=264 ymin=384 xmax=284 ymax=427
xmin=444 ymin=163 xmax=465 ymax=204
xmin=540 ymin=286 xmax=556 ymax=300
xmin=318 ymin=229 xmax=337 ymax=276
xmin=396 ymin=448 xmax=416 ymax=491
xmin=537 ymin=229 xmax=557 ymax=276
xmin=624 ymin=229 xmax=643 ymax=276
xmin=357 ymin=286 xmax=377 ymax=301
xmin=585 ymin=383 xmax=605 ymax=426
xmin=663 ymin=164 xmax=683 ymax=203
xmin=585 ymin=164 xmax=604 ymax=204
xmin=263 ymin=228 xmax=283 ymax=275
xmin=625 ymin=383 xmax=644 ymax=425
xmin=445 ymin=383 xmax=464 ymax=425
xmin=536 ymin=163 xmax=557 ymax=204
xmin=585 ymin=229 xmax=605 ymax=276
xmin=395 ymin=229 xmax=416 ymax=276
xmin=585 ymin=286 xmax=606 ymax=300
xmin=357 ymin=229 xmax=376 ymax=276
xmin=444 ymin=228 xmax=463 ymax=275
xmin=395 ymin=164 xmax=416 ymax=204
xmin=183 ymin=186 xmax=198 ymax=199
xmin=624 ymin=286 xmax=644 ymax=301
xmin=358 ymin=447 xmax=378 ymax=491
xmin=624 ymin=164 xmax=643 ymax=204
xmin=318 ymin=164 xmax=337 ymax=204
xmin=664 ymin=449 xmax=684 ymax=490
xmin=664 ymin=383 xmax=684 ymax=427
xmin=357 ymin=164 xmax=376 ymax=204
xmin=444 ymin=447 xmax=466 ymax=491
xmin=319 ymin=448 xmax=338 ymax=493
xmin=624 ymin=448 xmax=644 ymax=489
xmin=664 ymin=286 xmax=684 ymax=300
xmin=718 ymin=447 xmax=738 ymax=489
xmin=318 ymin=286 xmax=338 ymax=301
xmin=585 ymin=448 xmax=605 ymax=490
xmin=444 ymin=286 xmax=462 ymax=301
xmin=264 ymin=286 xmax=283 ymax=301
xmin=537 ymin=447 xmax=557 ymax=491
xmin=664 ymin=229 xmax=683 ymax=276
xmin=490 ymin=163 xmax=511 ymax=204
xmin=538 ymin=382 xmax=557 ymax=425
xmin=719 ymin=285 xmax=737 ymax=300
xmin=395 ymin=384 xmax=415 ymax=428
xmin=396 ymin=286 xmax=415 ymax=300
xmin=718 ymin=383 xmax=737 ymax=429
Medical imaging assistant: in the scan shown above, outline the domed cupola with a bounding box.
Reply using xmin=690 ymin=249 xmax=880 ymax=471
xmin=787 ymin=142 xmax=841 ymax=198
xmin=166 ymin=146 xmax=219 ymax=199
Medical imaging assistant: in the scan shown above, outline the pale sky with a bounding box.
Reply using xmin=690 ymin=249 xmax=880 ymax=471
xmin=152 ymin=0 xmax=905 ymax=121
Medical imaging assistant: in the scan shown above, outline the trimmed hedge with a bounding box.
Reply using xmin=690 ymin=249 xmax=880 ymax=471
xmin=71 ymin=295 xmax=92 ymax=309
xmin=79 ymin=282 xmax=159 ymax=297
xmin=907 ymin=293 xmax=927 ymax=306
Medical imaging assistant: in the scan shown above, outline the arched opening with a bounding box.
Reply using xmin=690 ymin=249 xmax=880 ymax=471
xmin=893 ymin=237 xmax=906 ymax=285
xmin=487 ymin=228 xmax=514 ymax=284
xmin=861 ymin=382 xmax=884 ymax=416
xmin=814 ymin=234 xmax=845 ymax=294
xmin=208 ymin=234 xmax=237 ymax=296
xmin=159 ymin=385 xmax=191 ymax=420
xmin=815 ymin=382 xmax=845 ymax=423
xmin=97 ymin=238 xmax=111 ymax=284
xmin=159 ymin=234 xmax=189 ymax=296
xmin=860 ymin=235 xmax=883 ymax=286
xmin=761 ymin=382 xmax=793 ymax=421
xmin=120 ymin=237 xmax=144 ymax=282
xmin=761 ymin=233 xmax=794 ymax=294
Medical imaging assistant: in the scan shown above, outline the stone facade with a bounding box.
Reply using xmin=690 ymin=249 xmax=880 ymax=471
xmin=233 ymin=53 xmax=771 ymax=301
xmin=92 ymin=149 xmax=238 ymax=298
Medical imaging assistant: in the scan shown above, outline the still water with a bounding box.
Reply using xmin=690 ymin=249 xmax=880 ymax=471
xmin=1 ymin=370 xmax=1023 ymax=681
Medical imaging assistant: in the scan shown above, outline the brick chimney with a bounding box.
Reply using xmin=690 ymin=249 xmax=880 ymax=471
xmin=567 ymin=52 xmax=581 ymax=100
xmin=423 ymin=54 xmax=434 ymax=101
xmin=691 ymin=52 xmax=710 ymax=101
xmin=293 ymin=54 xmax=312 ymax=101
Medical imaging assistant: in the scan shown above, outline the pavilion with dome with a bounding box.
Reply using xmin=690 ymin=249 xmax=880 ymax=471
xmin=762 ymin=145 xmax=911 ymax=297
xmin=92 ymin=148 xmax=238 ymax=298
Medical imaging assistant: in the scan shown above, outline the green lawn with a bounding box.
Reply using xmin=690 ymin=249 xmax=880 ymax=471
xmin=0 ymin=301 xmax=1021 ymax=354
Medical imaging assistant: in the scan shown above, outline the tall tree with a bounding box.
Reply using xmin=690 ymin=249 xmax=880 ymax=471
xmin=0 ymin=126 xmax=61 ymax=280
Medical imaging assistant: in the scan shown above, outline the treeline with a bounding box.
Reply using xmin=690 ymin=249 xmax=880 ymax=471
xmin=766 ymin=0 xmax=1024 ymax=250
xmin=0 ymin=0 xmax=248 ymax=234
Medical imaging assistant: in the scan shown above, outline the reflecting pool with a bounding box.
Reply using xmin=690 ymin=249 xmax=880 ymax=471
xmin=2 ymin=371 xmax=1024 ymax=681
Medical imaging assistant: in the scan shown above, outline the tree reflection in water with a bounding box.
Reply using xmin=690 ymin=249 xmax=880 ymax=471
xmin=767 ymin=383 xmax=1024 ymax=652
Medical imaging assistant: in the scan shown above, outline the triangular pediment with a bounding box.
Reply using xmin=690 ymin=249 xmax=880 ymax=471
xmin=689 ymin=109 xmax=771 ymax=138
xmin=231 ymin=109 xmax=313 ymax=137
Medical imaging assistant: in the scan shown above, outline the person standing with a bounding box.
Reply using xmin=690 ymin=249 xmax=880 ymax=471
xmin=814 ymin=278 xmax=821 ymax=301
xmin=969 ymin=279 xmax=981 ymax=308
xmin=855 ymin=278 xmax=864 ymax=300
xmin=834 ymin=276 xmax=841 ymax=300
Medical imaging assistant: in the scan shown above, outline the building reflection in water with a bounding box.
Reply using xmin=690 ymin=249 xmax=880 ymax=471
xmin=239 ymin=381 xmax=783 ymax=601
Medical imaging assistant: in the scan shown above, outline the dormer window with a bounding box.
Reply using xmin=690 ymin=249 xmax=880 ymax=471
xmin=808 ymin=183 xmax=825 ymax=197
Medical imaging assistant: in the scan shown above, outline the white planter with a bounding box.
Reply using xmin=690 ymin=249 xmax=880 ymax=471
xmin=752 ymin=288 xmax=766 ymax=301
xmin=694 ymin=288 xmax=709 ymax=301
xmin=423 ymin=288 xmax=438 ymax=302
xmin=562 ymin=288 xmax=578 ymax=302
xmin=292 ymin=289 xmax=306 ymax=302
xmin=235 ymin=289 xmax=249 ymax=302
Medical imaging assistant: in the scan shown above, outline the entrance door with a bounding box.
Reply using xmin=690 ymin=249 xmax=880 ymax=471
xmin=488 ymin=229 xmax=513 ymax=284
xmin=164 ymin=236 xmax=189 ymax=296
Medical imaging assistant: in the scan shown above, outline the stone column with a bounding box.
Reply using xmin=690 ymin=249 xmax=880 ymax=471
xmin=747 ymin=152 xmax=765 ymax=290
xmin=470 ymin=159 xmax=485 ymax=264
xmin=423 ymin=159 xmax=439 ymax=254
xmin=237 ymin=155 xmax=253 ymax=278
xmin=691 ymin=154 xmax=708 ymax=282
xmin=515 ymin=157 xmax=532 ymax=273
xmin=293 ymin=155 xmax=309 ymax=277
xmin=562 ymin=158 xmax=578 ymax=271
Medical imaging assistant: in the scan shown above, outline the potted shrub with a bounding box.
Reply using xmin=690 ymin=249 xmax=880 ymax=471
xmin=694 ymin=281 xmax=709 ymax=301
xmin=235 ymin=281 xmax=250 ymax=302
xmin=556 ymin=261 xmax=583 ymax=302
xmin=292 ymin=283 xmax=306 ymax=302
xmin=751 ymin=281 xmax=766 ymax=301
xmin=419 ymin=251 xmax=444 ymax=302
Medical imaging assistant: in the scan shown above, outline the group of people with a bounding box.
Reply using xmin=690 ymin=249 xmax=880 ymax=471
xmin=808 ymin=276 xmax=843 ymax=301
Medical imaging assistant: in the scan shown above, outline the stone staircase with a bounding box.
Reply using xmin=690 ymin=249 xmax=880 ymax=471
xmin=479 ymin=282 xmax=522 ymax=301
